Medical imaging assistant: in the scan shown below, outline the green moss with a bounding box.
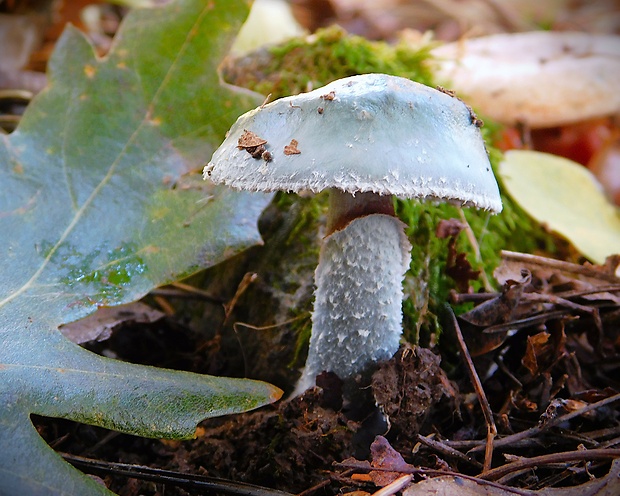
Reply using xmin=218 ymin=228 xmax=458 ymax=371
xmin=224 ymin=25 xmax=437 ymax=99
xmin=397 ymin=143 xmax=557 ymax=345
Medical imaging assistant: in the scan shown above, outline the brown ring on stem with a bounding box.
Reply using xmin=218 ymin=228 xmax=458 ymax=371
xmin=326 ymin=189 xmax=396 ymax=235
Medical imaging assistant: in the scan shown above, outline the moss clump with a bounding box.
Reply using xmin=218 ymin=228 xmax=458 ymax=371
xmin=222 ymin=25 xmax=437 ymax=99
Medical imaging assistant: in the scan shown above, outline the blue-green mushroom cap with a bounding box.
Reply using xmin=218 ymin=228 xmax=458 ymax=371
xmin=205 ymin=73 xmax=502 ymax=213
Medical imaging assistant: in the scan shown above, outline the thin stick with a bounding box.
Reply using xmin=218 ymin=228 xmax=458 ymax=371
xmin=296 ymin=477 xmax=332 ymax=496
xmin=416 ymin=434 xmax=483 ymax=469
xmin=223 ymin=272 xmax=258 ymax=322
xmin=62 ymin=452 xmax=294 ymax=496
xmin=447 ymin=305 xmax=496 ymax=472
xmin=501 ymin=251 xmax=620 ymax=283
xmin=451 ymin=284 xmax=620 ymax=305
xmin=469 ymin=393 xmax=620 ymax=454
xmin=450 ymin=291 xmax=498 ymax=304
xmin=457 ymin=207 xmax=494 ymax=292
xmin=222 ymin=272 xmax=259 ymax=376
xmin=232 ymin=315 xmax=308 ymax=333
xmin=150 ymin=287 xmax=223 ymax=302
xmin=479 ymin=448 xmax=620 ymax=481
xmin=482 ymin=310 xmax=568 ymax=334
xmin=600 ymin=436 xmax=620 ymax=449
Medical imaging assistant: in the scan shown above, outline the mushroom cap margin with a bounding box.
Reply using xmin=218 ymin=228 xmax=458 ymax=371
xmin=206 ymin=74 xmax=502 ymax=212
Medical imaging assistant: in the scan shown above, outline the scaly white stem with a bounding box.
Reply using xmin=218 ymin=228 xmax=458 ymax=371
xmin=295 ymin=213 xmax=412 ymax=395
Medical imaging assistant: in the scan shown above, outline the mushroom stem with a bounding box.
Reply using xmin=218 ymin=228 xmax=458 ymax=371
xmin=326 ymin=189 xmax=396 ymax=235
xmin=295 ymin=212 xmax=412 ymax=395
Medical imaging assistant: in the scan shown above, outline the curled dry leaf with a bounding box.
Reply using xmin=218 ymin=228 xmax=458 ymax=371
xmin=495 ymin=251 xmax=620 ymax=287
xmin=369 ymin=436 xmax=415 ymax=487
xmin=436 ymin=219 xmax=480 ymax=293
xmin=522 ymin=330 xmax=567 ymax=378
xmin=59 ymin=302 xmax=164 ymax=344
xmin=456 ymin=250 xmax=620 ymax=356
xmin=435 ymin=218 xmax=465 ymax=239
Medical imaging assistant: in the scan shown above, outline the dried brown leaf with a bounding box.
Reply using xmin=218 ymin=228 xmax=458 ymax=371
xmin=522 ymin=332 xmax=551 ymax=376
xmin=59 ymin=302 xmax=165 ymax=344
xmin=369 ymin=436 xmax=415 ymax=487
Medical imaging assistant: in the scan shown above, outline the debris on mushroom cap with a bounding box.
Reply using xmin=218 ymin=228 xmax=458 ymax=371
xmin=432 ymin=32 xmax=620 ymax=128
xmin=205 ymin=74 xmax=502 ymax=213
xmin=237 ymin=129 xmax=267 ymax=149
xmin=283 ymin=139 xmax=301 ymax=155
xmin=236 ymin=130 xmax=269 ymax=159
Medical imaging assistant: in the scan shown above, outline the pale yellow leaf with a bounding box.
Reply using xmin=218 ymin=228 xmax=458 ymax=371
xmin=498 ymin=150 xmax=620 ymax=264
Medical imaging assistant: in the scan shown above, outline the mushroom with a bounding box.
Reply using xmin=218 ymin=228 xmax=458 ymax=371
xmin=204 ymin=74 xmax=502 ymax=396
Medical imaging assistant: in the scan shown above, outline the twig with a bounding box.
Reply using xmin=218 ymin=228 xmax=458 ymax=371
xmin=501 ymin=251 xmax=620 ymax=283
xmin=224 ymin=272 xmax=258 ymax=322
xmin=482 ymin=310 xmax=569 ymax=334
xmin=582 ymin=424 xmax=620 ymax=443
xmin=62 ymin=452 xmax=294 ymax=496
xmin=521 ymin=292 xmax=600 ymax=314
xmin=520 ymin=293 xmax=604 ymax=336
xmin=451 ymin=284 xmax=620 ymax=305
xmin=556 ymin=284 xmax=620 ymax=299
xmin=478 ymin=448 xmax=620 ymax=481
xmin=153 ymin=281 xmax=224 ymax=302
xmin=297 ymin=469 xmax=356 ymax=496
xmin=297 ymin=477 xmax=332 ymax=496
xmin=450 ymin=291 xmax=498 ymax=304
xmin=446 ymin=305 xmax=497 ymax=472
xmin=232 ymin=315 xmax=309 ymax=333
xmin=223 ymin=272 xmax=259 ymax=376
xmin=468 ymin=393 xmax=620 ymax=454
xmin=524 ymin=468 xmax=573 ymax=490
xmin=457 ymin=207 xmax=494 ymax=292
xmin=153 ymin=294 xmax=176 ymax=315
xmin=416 ymin=434 xmax=483 ymax=469
xmin=599 ymin=436 xmax=620 ymax=449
